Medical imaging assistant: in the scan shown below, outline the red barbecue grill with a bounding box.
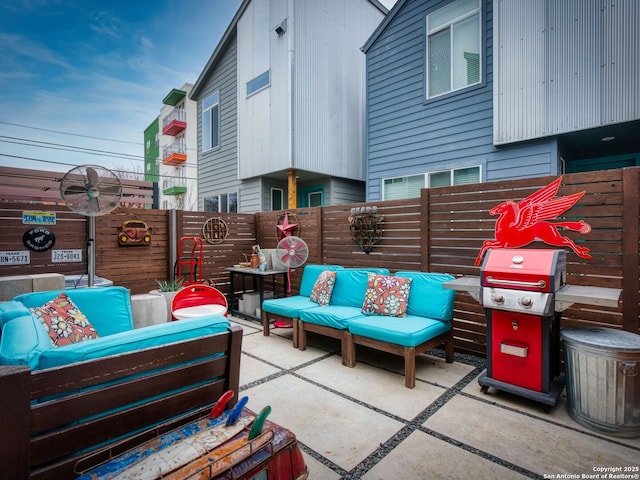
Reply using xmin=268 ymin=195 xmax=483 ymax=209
xmin=479 ymin=248 xmax=566 ymax=407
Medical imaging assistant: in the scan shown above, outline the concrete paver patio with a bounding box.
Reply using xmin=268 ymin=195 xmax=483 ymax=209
xmin=232 ymin=317 xmax=640 ymax=479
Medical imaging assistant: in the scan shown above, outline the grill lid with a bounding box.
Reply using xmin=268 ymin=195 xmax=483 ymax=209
xmin=481 ymin=249 xmax=566 ymax=293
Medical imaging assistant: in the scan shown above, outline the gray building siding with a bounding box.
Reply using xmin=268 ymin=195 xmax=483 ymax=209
xmin=197 ymin=35 xmax=242 ymax=210
xmin=494 ymin=0 xmax=640 ymax=144
xmin=364 ymin=0 xmax=559 ymax=201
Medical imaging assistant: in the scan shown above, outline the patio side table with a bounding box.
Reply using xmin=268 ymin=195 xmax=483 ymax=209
xmin=226 ymin=267 xmax=288 ymax=322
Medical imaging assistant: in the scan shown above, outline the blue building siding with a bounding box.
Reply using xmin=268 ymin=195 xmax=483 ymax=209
xmin=364 ymin=0 xmax=558 ymax=201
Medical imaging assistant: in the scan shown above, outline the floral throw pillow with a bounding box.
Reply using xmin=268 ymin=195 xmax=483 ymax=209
xmin=362 ymin=273 xmax=412 ymax=317
xmin=30 ymin=293 xmax=99 ymax=347
xmin=309 ymin=270 xmax=337 ymax=306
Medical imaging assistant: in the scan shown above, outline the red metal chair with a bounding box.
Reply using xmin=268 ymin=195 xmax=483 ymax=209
xmin=171 ymin=284 xmax=228 ymax=320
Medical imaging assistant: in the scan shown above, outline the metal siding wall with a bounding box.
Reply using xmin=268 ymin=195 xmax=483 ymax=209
xmin=492 ymin=0 xmax=546 ymax=143
xmin=293 ymin=0 xmax=380 ymax=180
xmin=494 ymin=0 xmax=640 ymax=144
xmin=237 ymin=0 xmax=272 ymax=180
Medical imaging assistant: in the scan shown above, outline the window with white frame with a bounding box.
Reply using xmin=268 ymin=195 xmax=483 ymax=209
xmin=247 ymin=71 xmax=270 ymax=97
xmin=383 ymin=166 xmax=481 ymax=200
xmin=428 ymin=166 xmax=481 ymax=187
xmin=204 ymin=192 xmax=238 ymax=213
xmin=202 ymin=91 xmax=220 ymax=151
xmin=426 ymin=0 xmax=481 ymax=98
xmin=383 ymin=174 xmax=425 ymax=200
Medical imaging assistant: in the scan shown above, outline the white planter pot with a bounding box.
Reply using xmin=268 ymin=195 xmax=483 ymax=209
xmin=149 ymin=289 xmax=179 ymax=322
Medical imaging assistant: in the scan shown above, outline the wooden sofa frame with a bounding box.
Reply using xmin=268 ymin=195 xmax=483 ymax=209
xmin=298 ymin=322 xmax=454 ymax=387
xmin=345 ymin=329 xmax=454 ymax=389
xmin=0 ymin=325 xmax=243 ymax=480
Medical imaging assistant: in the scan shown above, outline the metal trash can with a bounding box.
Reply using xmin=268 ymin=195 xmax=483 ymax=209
xmin=561 ymin=327 xmax=640 ymax=438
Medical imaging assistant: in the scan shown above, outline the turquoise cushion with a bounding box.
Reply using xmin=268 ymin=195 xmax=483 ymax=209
xmin=0 ymin=301 xmax=30 ymax=328
xmin=330 ymin=268 xmax=389 ymax=307
xmin=38 ymin=315 xmax=230 ymax=370
xmin=395 ymin=272 xmax=455 ymax=321
xmin=261 ymin=295 xmax=318 ymax=318
xmin=0 ymin=314 xmax=52 ymax=369
xmin=13 ymin=286 xmax=134 ymax=336
xmin=299 ymin=306 xmax=367 ymax=330
xmin=299 ymin=265 xmax=343 ymax=297
xmin=348 ymin=314 xmax=451 ymax=348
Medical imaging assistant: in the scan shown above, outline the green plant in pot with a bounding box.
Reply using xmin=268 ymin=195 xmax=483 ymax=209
xmin=154 ymin=278 xmax=184 ymax=292
xmin=150 ymin=278 xmax=184 ymax=321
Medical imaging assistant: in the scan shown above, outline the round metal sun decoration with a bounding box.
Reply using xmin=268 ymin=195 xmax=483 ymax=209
xmin=202 ymin=217 xmax=229 ymax=244
xmin=275 ymin=212 xmax=300 ymax=240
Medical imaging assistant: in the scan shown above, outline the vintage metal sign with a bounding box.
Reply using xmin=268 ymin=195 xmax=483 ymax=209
xmin=23 ymin=227 xmax=56 ymax=252
xmin=475 ymin=177 xmax=592 ymax=266
xmin=0 ymin=251 xmax=30 ymax=265
xmin=22 ymin=211 xmax=56 ymax=225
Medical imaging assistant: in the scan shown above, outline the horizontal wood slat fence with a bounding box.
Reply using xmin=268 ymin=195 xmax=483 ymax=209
xmin=1 ymin=167 xmax=638 ymax=356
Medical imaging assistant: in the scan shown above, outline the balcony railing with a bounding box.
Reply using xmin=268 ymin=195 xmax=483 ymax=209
xmin=162 ymin=108 xmax=186 ymax=136
xmin=162 ymin=177 xmax=187 ymax=196
xmin=162 ymin=142 xmax=187 ymax=166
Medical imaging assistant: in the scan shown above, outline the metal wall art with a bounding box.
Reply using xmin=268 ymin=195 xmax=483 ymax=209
xmin=275 ymin=212 xmax=299 ymax=240
xmin=118 ymin=219 xmax=151 ymax=246
xmin=474 ymin=176 xmax=592 ymax=266
xmin=202 ymin=217 xmax=229 ymax=245
xmin=349 ymin=206 xmax=383 ymax=254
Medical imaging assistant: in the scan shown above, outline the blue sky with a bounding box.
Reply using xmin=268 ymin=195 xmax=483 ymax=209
xmin=0 ymin=0 xmax=242 ymax=174
xmin=0 ymin=0 xmax=394 ymax=175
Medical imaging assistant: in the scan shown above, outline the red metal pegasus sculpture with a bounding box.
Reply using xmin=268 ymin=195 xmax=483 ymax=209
xmin=474 ymin=177 xmax=592 ymax=266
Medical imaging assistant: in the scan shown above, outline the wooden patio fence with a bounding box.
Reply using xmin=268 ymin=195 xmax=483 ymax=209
xmin=1 ymin=167 xmax=638 ymax=356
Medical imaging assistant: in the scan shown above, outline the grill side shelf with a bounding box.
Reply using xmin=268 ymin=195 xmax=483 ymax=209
xmin=443 ymin=276 xmax=481 ymax=302
xmin=554 ymin=285 xmax=622 ymax=312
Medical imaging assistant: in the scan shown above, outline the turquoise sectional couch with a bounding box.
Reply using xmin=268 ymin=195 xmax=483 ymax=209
xmin=262 ymin=265 xmax=456 ymax=388
xmin=0 ymin=285 xmax=242 ymax=478
xmin=0 ymin=286 xmax=230 ymax=370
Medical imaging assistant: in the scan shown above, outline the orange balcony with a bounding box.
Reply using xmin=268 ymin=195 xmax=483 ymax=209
xmin=163 ymin=152 xmax=186 ymax=166
xmin=162 ymin=143 xmax=187 ymax=166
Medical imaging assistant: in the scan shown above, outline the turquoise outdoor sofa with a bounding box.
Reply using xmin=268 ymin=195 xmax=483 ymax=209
xmin=262 ymin=265 xmax=456 ymax=388
xmin=0 ymin=286 xmax=230 ymax=370
xmin=0 ymin=285 xmax=242 ymax=478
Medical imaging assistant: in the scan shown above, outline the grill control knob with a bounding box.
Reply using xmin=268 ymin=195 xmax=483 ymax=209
xmin=491 ymin=293 xmax=505 ymax=304
xmin=519 ymin=296 xmax=533 ymax=308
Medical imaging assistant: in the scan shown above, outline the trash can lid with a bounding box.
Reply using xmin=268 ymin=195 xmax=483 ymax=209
xmin=561 ymin=327 xmax=640 ymax=351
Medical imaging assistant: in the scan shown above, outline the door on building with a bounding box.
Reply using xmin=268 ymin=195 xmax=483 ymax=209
xmin=299 ymin=186 xmax=324 ymax=207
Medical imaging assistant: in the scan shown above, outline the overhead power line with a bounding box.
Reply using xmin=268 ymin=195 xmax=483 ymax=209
xmin=0 ymin=152 xmax=199 ymax=181
xmin=0 ymin=121 xmax=143 ymax=146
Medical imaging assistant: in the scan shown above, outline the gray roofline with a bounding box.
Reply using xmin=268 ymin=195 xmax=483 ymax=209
xmin=189 ymin=0 xmax=250 ymax=99
xmin=362 ymin=0 xmax=408 ymax=53
xmin=190 ymin=0 xmax=389 ymax=99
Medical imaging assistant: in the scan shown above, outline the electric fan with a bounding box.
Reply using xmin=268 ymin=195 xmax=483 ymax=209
xmin=275 ymin=236 xmax=309 ymax=328
xmin=60 ymin=165 xmax=122 ymax=287
xmin=276 ymin=235 xmax=309 ymax=269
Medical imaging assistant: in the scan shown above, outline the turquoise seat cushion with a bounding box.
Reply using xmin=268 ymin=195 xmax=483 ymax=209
xmin=261 ymin=295 xmax=318 ymax=318
xmin=299 ymin=306 xmax=367 ymax=330
xmin=38 ymin=315 xmax=230 ymax=370
xmin=348 ymin=315 xmax=451 ymax=348
xmin=299 ymin=265 xmax=343 ymax=297
xmin=13 ymin=286 xmax=134 ymax=336
xmin=395 ymin=272 xmax=455 ymax=321
xmin=0 ymin=314 xmax=53 ymax=369
xmin=330 ymin=268 xmax=390 ymax=308
xmin=0 ymin=301 xmax=30 ymax=328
